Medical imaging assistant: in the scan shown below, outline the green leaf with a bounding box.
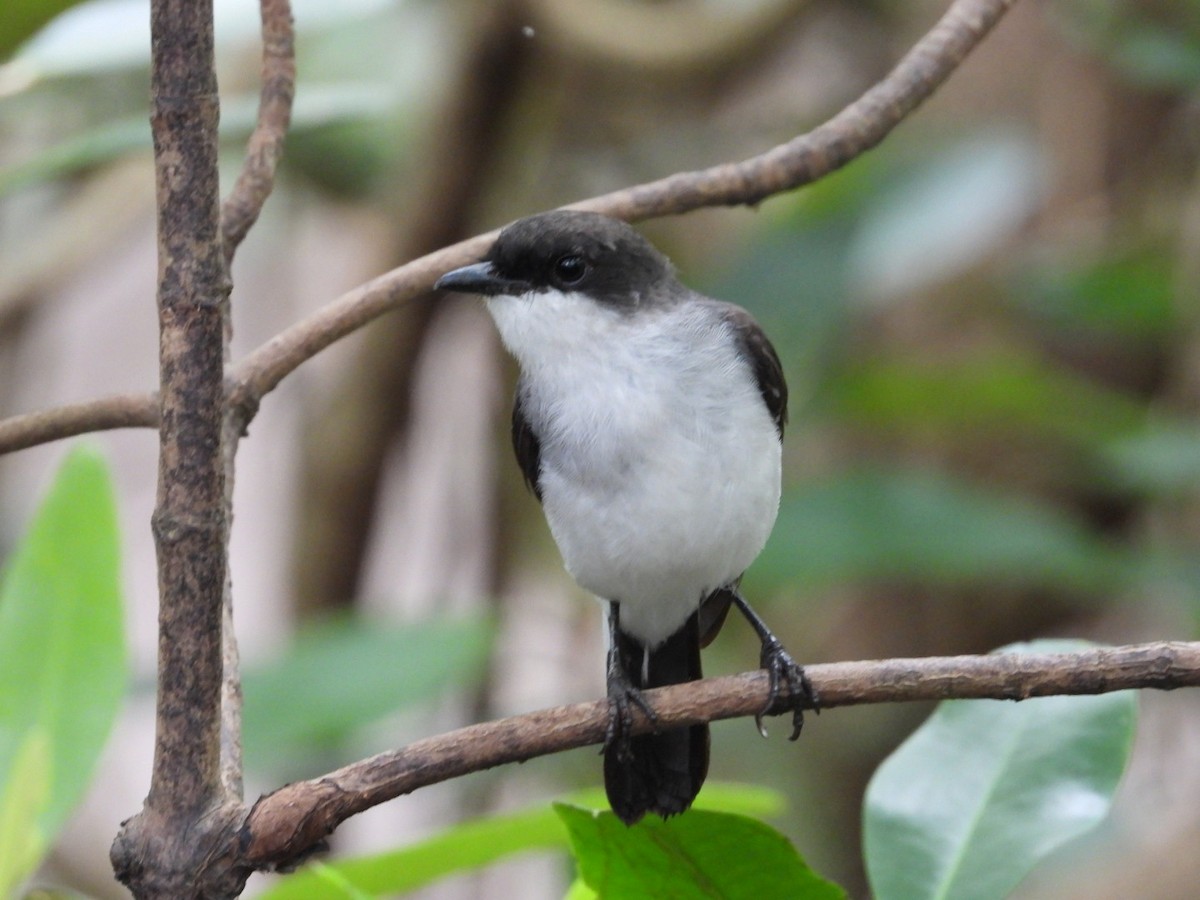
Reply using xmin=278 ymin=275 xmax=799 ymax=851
xmin=242 ymin=614 xmax=492 ymax=770
xmin=258 ymin=785 xmax=785 ymax=899
xmin=1009 ymin=247 xmax=1177 ymax=340
xmin=753 ymin=468 xmax=1127 ymax=596
xmin=0 ymin=0 xmax=91 ymax=59
xmin=564 ymin=877 xmax=598 ymax=900
xmin=0 ymin=84 xmax=395 ymax=199
xmin=863 ymin=640 xmax=1137 ymax=900
xmin=847 ymin=132 xmax=1043 ymax=302
xmin=557 ymin=805 xmax=845 ymax=900
xmin=1098 ymin=421 xmax=1200 ymax=495
xmin=0 ymin=445 xmax=127 ymax=841
xmin=830 ymin=353 xmax=1145 ymax=446
xmin=0 ymin=730 xmax=50 ymax=896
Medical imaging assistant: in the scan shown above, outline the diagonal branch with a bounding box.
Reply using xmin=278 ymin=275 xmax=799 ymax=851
xmin=239 ymin=640 xmax=1200 ymax=869
xmin=0 ymin=0 xmax=1018 ymax=453
xmin=227 ymin=0 xmax=1016 ymax=417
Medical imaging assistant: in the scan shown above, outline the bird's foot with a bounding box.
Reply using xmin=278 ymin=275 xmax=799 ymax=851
xmin=603 ymin=673 xmax=657 ymax=763
xmin=757 ymin=638 xmax=818 ymax=741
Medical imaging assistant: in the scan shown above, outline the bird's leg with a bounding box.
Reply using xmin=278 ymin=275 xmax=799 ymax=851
xmin=604 ymin=602 xmax=657 ymax=762
xmin=731 ymin=590 xmax=817 ymax=741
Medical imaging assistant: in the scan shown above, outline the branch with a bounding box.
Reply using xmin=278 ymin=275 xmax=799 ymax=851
xmin=215 ymin=0 xmax=295 ymax=803
xmin=0 ymin=0 xmax=1017 ymax=453
xmin=0 ymin=393 xmax=156 ymax=453
xmin=227 ymin=0 xmax=1016 ymax=415
xmin=219 ymin=0 xmax=294 ymax=263
xmin=240 ymin=641 xmax=1200 ymax=868
xmin=110 ymin=0 xmax=242 ymax=893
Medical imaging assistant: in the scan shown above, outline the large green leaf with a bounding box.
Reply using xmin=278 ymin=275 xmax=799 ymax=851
xmin=863 ymin=640 xmax=1137 ymax=900
xmin=752 ymin=468 xmax=1127 ymax=596
xmin=557 ymin=805 xmax=844 ymax=900
xmin=257 ymin=785 xmax=784 ymax=899
xmin=0 ymin=446 xmax=127 ymax=857
xmin=241 ymin=614 xmax=493 ymax=769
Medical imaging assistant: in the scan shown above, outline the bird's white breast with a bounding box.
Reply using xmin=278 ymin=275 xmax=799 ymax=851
xmin=487 ymin=290 xmax=782 ymax=647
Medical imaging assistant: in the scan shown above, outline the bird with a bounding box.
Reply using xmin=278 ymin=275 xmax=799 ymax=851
xmin=435 ymin=209 xmax=812 ymax=825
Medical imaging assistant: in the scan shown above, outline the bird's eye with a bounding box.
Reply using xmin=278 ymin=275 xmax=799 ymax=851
xmin=553 ymin=254 xmax=587 ymax=285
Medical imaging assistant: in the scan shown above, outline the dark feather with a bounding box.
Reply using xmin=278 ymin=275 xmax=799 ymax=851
xmin=720 ymin=304 xmax=788 ymax=438
xmin=511 ymin=382 xmax=542 ymax=502
xmin=604 ymin=611 xmax=710 ymax=824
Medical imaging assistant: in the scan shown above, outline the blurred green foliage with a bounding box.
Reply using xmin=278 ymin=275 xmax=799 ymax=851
xmin=260 ymin=785 xmax=785 ymax=899
xmin=0 ymin=448 xmax=127 ymax=895
xmin=242 ymin=614 xmax=493 ymax=773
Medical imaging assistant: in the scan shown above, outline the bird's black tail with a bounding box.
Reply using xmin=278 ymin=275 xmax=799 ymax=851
xmin=604 ymin=610 xmax=710 ymax=825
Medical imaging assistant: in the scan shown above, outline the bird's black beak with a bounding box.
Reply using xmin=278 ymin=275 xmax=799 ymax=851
xmin=435 ymin=262 xmax=528 ymax=297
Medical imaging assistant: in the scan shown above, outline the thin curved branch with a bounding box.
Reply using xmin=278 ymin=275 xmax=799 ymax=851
xmin=0 ymin=393 xmax=157 ymax=453
xmin=240 ymin=640 xmax=1200 ymax=869
xmin=227 ymin=0 xmax=1017 ymax=420
xmin=220 ymin=0 xmax=295 ymax=263
xmin=0 ymin=0 xmax=1014 ymax=451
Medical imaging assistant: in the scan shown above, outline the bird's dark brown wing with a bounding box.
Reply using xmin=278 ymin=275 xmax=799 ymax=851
xmin=721 ymin=305 xmax=788 ymax=438
xmin=511 ymin=383 xmax=542 ymax=501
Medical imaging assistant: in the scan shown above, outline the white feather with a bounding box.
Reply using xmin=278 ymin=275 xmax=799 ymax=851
xmin=487 ymin=289 xmax=781 ymax=648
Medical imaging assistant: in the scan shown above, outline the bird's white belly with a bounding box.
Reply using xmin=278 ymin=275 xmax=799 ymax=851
xmin=538 ymin=372 xmax=781 ymax=647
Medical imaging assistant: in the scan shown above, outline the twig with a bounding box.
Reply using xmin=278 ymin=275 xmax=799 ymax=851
xmin=240 ymin=641 xmax=1200 ymax=868
xmin=0 ymin=0 xmax=1018 ymax=453
xmin=0 ymin=393 xmax=156 ymax=453
xmin=216 ymin=0 xmax=295 ymax=803
xmin=219 ymin=0 xmax=294 ymax=264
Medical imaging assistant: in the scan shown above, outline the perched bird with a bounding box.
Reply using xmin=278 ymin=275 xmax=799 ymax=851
xmin=436 ymin=210 xmax=811 ymax=824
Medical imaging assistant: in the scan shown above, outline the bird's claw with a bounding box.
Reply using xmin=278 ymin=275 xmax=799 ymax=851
xmin=603 ymin=676 xmax=657 ymax=762
xmin=757 ymin=638 xmax=817 ymax=741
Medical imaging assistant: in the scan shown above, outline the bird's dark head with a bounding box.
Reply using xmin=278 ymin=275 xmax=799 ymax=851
xmin=435 ymin=211 xmax=674 ymax=311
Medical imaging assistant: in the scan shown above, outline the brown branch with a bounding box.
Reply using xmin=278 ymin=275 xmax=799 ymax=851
xmin=0 ymin=393 xmax=156 ymax=453
xmin=240 ymin=641 xmax=1200 ymax=869
xmin=0 ymin=0 xmax=1015 ymax=452
xmin=226 ymin=0 xmax=1017 ymax=417
xmin=220 ymin=0 xmax=295 ymax=263
xmin=109 ymin=0 xmax=243 ymax=894
xmin=213 ymin=0 xmax=294 ymax=801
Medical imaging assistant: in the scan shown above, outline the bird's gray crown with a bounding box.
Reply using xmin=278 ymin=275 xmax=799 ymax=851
xmin=484 ymin=211 xmax=676 ymax=310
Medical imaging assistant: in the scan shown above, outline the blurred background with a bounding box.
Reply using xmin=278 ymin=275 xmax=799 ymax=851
xmin=3 ymin=0 xmax=1200 ymax=896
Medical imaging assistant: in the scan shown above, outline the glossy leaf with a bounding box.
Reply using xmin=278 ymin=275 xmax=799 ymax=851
xmin=0 ymin=446 xmax=126 ymax=841
xmin=259 ymin=785 xmax=784 ymax=899
xmin=557 ymin=805 xmax=844 ymax=900
xmin=863 ymin=640 xmax=1137 ymax=900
